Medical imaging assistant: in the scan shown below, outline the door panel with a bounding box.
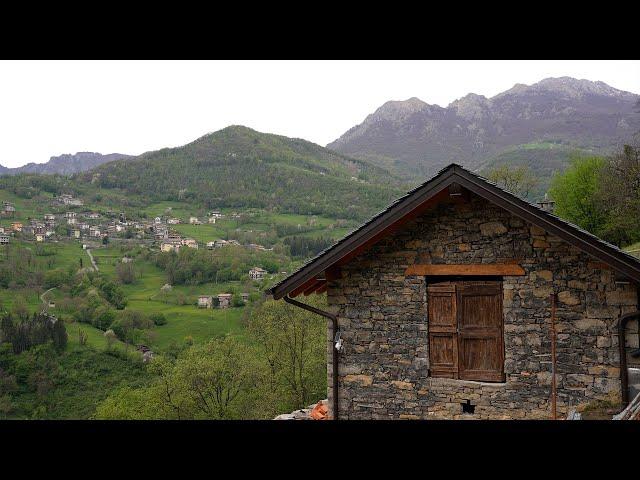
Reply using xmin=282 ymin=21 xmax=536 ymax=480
xmin=457 ymin=282 xmax=505 ymax=382
xmin=427 ymin=284 xmax=457 ymax=378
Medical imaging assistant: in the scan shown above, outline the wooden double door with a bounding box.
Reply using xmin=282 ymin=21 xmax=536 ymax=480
xmin=427 ymin=280 xmax=505 ymax=382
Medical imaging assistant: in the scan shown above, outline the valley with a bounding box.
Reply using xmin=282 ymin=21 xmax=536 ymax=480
xmin=0 ymin=146 xmax=371 ymax=418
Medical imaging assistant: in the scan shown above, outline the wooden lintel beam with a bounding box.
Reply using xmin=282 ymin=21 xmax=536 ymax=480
xmin=588 ymin=261 xmax=611 ymax=270
xmin=315 ymin=283 xmax=328 ymax=294
xmin=405 ymin=263 xmax=526 ymax=276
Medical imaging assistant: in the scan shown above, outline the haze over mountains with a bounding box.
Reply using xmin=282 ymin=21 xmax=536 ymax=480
xmin=1 ymin=77 xmax=638 ymax=204
xmin=0 ymin=152 xmax=133 ymax=176
xmin=327 ymin=77 xmax=640 ymax=183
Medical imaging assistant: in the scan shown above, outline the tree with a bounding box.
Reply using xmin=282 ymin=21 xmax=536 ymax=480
xmin=116 ymin=261 xmax=136 ymax=284
xmin=95 ymin=336 xmax=262 ymax=419
xmin=98 ymin=280 xmax=127 ymax=309
xmin=247 ymin=296 xmax=326 ymax=411
xmin=596 ymin=144 xmax=640 ymax=246
xmin=232 ymin=293 xmax=244 ymax=307
xmin=104 ymin=329 xmax=117 ymax=350
xmin=549 ymin=155 xmax=607 ymax=237
xmin=110 ymin=310 xmax=152 ymax=343
xmin=12 ymin=297 xmax=29 ymax=322
xmin=485 ymin=164 xmax=538 ymax=199
xmin=149 ymin=313 xmax=167 ymax=326
xmin=50 ymin=319 xmax=68 ymax=352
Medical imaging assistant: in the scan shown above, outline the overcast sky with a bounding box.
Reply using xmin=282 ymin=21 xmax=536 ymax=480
xmin=0 ymin=60 xmax=638 ymax=168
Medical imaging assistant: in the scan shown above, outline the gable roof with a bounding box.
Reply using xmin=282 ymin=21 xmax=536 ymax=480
xmin=267 ymin=163 xmax=640 ymax=300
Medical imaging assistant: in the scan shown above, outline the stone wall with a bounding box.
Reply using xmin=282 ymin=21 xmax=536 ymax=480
xmin=326 ymin=193 xmax=639 ymax=419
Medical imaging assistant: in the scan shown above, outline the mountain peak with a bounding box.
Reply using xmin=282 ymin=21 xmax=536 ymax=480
xmin=364 ymin=97 xmax=430 ymax=125
xmin=495 ymin=77 xmax=637 ymax=100
xmin=328 ymin=76 xmax=640 ymax=182
xmin=448 ymin=93 xmax=491 ymax=120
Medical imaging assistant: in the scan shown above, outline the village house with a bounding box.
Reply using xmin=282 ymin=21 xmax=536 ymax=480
xmin=35 ymin=233 xmax=45 ymax=242
xmin=189 ymin=216 xmax=201 ymax=225
xmin=217 ymin=293 xmax=233 ymax=309
xmin=44 ymin=213 xmax=56 ymax=222
xmin=73 ymin=229 xmax=81 ymax=239
xmin=206 ymin=241 xmax=216 ymax=249
xmin=209 ymin=210 xmax=224 ymax=219
xmin=0 ymin=226 xmax=4 ymax=234
xmin=167 ymin=218 xmax=181 ymax=225
xmin=33 ymin=222 xmax=46 ymax=235
xmin=160 ymin=239 xmax=182 ymax=252
xmin=2 ymin=202 xmax=16 ymax=215
xmin=154 ymin=217 xmax=162 ymax=225
xmin=249 ymin=267 xmax=267 ymax=281
xmin=241 ymin=292 xmax=250 ymax=303
xmin=89 ymin=226 xmax=102 ymax=238
xmin=59 ymin=194 xmax=83 ymax=206
xmin=10 ymin=222 xmax=22 ymax=232
xmin=267 ymin=164 xmax=640 ymax=420
xmin=198 ymin=295 xmax=213 ymax=309
xmin=181 ymin=238 xmax=198 ymax=249
xmin=86 ymin=212 xmax=101 ymax=219
xmin=208 ymin=216 xmax=217 ymax=224
xmin=77 ymin=222 xmax=90 ymax=231
xmin=154 ymin=229 xmax=169 ymax=241
xmin=0 ymin=234 xmax=9 ymax=245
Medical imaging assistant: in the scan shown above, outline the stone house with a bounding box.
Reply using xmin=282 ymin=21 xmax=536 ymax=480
xmin=217 ymin=293 xmax=233 ymax=309
xmin=267 ymin=164 xmax=640 ymax=420
xmin=2 ymin=202 xmax=15 ymax=214
xmin=0 ymin=234 xmax=9 ymax=245
xmin=198 ymin=295 xmax=213 ymax=308
xmin=249 ymin=267 xmax=267 ymax=280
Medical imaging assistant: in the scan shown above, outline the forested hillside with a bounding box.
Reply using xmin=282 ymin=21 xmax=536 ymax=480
xmin=82 ymin=126 xmax=405 ymax=221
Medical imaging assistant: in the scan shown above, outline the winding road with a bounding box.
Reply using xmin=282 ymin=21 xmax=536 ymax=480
xmin=86 ymin=248 xmax=99 ymax=271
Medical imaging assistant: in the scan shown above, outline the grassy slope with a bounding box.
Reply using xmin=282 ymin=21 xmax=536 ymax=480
xmin=90 ymin=248 xmax=248 ymax=350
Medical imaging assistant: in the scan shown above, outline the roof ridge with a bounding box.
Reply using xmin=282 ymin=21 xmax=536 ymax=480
xmin=268 ymin=163 xmax=640 ymax=298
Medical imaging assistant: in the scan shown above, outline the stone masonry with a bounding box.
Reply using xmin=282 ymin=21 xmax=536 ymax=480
xmin=325 ymin=193 xmax=639 ymax=419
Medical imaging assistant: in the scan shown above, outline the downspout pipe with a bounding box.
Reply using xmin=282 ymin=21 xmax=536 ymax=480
xmin=283 ymin=295 xmax=340 ymax=420
xmin=619 ymin=308 xmax=640 ymax=406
